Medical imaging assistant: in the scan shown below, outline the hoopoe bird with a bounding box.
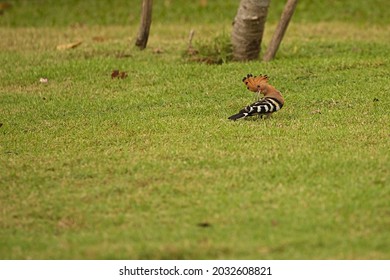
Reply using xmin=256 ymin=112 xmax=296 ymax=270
xmin=228 ymin=74 xmax=284 ymax=121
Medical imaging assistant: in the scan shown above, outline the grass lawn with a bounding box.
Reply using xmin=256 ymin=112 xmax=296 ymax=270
xmin=0 ymin=0 xmax=389 ymax=259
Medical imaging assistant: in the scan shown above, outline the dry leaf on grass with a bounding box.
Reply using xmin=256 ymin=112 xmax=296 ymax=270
xmin=311 ymin=109 xmax=321 ymax=114
xmin=111 ymin=70 xmax=128 ymax=79
xmin=119 ymin=72 xmax=128 ymax=79
xmin=111 ymin=70 xmax=119 ymax=79
xmin=92 ymin=36 xmax=107 ymax=42
xmin=56 ymin=41 xmax=82 ymax=50
xmin=153 ymin=47 xmax=164 ymax=54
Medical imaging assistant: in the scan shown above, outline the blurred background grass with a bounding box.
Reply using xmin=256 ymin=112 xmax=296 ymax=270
xmin=1 ymin=0 xmax=389 ymax=27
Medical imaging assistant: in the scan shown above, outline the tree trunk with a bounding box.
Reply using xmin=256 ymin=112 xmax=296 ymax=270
xmin=231 ymin=0 xmax=270 ymax=61
xmin=135 ymin=0 xmax=153 ymax=50
xmin=263 ymin=0 xmax=298 ymax=61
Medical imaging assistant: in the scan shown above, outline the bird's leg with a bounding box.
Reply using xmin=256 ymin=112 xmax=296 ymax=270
xmin=258 ymin=113 xmax=272 ymax=120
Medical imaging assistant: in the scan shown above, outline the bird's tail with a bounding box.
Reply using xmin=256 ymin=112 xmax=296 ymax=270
xmin=228 ymin=112 xmax=246 ymax=121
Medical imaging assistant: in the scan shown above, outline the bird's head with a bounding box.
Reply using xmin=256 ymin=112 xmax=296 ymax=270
xmin=242 ymin=74 xmax=269 ymax=92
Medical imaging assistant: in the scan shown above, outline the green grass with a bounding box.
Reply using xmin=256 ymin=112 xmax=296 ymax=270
xmin=0 ymin=0 xmax=389 ymax=259
xmin=1 ymin=0 xmax=390 ymax=27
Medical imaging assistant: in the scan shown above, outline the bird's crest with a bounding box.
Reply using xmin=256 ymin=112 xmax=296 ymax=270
xmin=242 ymin=74 xmax=269 ymax=92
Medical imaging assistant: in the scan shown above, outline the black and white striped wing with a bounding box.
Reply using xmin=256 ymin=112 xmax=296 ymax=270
xmin=247 ymin=97 xmax=283 ymax=115
xmin=228 ymin=97 xmax=283 ymax=120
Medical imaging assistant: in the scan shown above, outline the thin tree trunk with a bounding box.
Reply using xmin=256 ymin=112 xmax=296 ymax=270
xmin=135 ymin=0 xmax=153 ymax=50
xmin=231 ymin=0 xmax=270 ymax=61
xmin=263 ymin=0 xmax=298 ymax=61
